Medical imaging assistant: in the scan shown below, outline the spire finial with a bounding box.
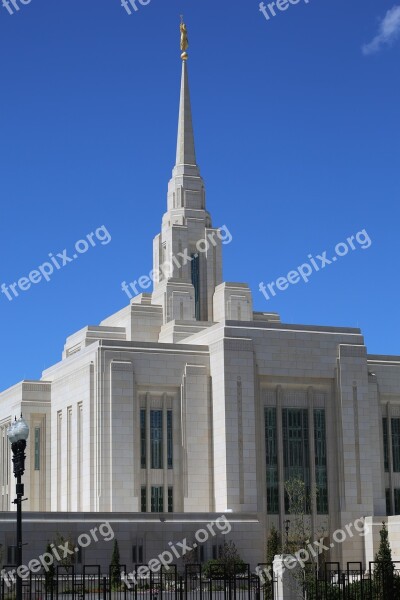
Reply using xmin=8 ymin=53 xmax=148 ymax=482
xmin=175 ymin=20 xmax=197 ymax=171
xmin=180 ymin=16 xmax=189 ymax=61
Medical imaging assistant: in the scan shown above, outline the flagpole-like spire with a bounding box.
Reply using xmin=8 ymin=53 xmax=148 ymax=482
xmin=175 ymin=18 xmax=198 ymax=170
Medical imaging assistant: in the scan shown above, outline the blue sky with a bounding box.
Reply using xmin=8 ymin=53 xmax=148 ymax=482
xmin=0 ymin=0 xmax=399 ymax=391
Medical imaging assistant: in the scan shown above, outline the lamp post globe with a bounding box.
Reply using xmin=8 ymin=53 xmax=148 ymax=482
xmin=7 ymin=416 xmax=29 ymax=444
xmin=14 ymin=416 xmax=30 ymax=442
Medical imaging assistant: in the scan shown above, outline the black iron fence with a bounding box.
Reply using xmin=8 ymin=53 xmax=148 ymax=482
xmin=0 ymin=564 xmax=274 ymax=600
xmin=305 ymin=561 xmax=400 ymax=599
xmin=1 ymin=561 xmax=400 ymax=600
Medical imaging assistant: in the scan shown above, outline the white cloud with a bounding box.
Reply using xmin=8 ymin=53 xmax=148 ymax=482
xmin=362 ymin=5 xmax=400 ymax=55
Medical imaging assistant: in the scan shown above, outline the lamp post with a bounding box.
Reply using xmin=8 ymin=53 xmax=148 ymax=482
xmin=284 ymin=519 xmax=291 ymax=553
xmin=7 ymin=415 xmax=29 ymax=600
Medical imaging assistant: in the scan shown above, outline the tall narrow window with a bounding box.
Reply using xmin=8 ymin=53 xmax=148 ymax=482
xmin=393 ymin=488 xmax=400 ymax=515
xmin=140 ymin=410 xmax=146 ymax=468
xmin=191 ymin=253 xmax=200 ymax=320
xmin=383 ymin=418 xmax=389 ymax=472
xmin=150 ymin=410 xmax=163 ymax=469
xmin=168 ymin=487 xmax=173 ymax=513
xmin=77 ymin=403 xmax=83 ymax=511
xmin=7 ymin=546 xmax=17 ymax=564
xmin=57 ymin=411 xmax=62 ymax=509
xmin=160 ymin=243 xmax=167 ymax=281
xmin=265 ymin=407 xmax=279 ymax=514
xmin=395 ymin=489 xmax=400 ymax=515
xmin=132 ymin=542 xmax=144 ymax=564
xmin=167 ymin=410 xmax=173 ymax=469
xmin=141 ymin=487 xmax=147 ymax=512
xmin=34 ymin=427 xmax=40 ymax=471
xmin=314 ymin=409 xmax=328 ymax=514
xmin=67 ymin=407 xmax=72 ymax=511
xmin=283 ymin=409 xmax=310 ymax=513
xmin=386 ymin=489 xmax=392 ymax=516
xmin=392 ymin=418 xmax=400 ymax=472
xmin=151 ymin=486 xmax=164 ymax=512
xmin=138 ymin=542 xmax=144 ymax=564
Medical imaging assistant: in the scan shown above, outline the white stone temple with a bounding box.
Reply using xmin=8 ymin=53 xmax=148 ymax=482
xmin=1 ymin=32 xmax=400 ymax=570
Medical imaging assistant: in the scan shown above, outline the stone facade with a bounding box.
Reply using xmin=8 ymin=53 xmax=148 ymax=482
xmin=0 ymin=56 xmax=399 ymax=571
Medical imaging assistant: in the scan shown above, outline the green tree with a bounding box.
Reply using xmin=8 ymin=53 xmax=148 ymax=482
xmin=285 ymin=477 xmax=313 ymax=551
xmin=202 ymin=559 xmax=221 ymax=579
xmin=110 ymin=539 xmax=121 ymax=588
xmin=218 ymin=541 xmax=246 ymax=577
xmin=263 ymin=526 xmax=282 ymax=599
xmin=374 ymin=521 xmax=396 ymax=599
xmin=266 ymin=526 xmax=281 ymax=564
xmin=375 ymin=521 xmax=393 ymax=563
xmin=283 ymin=477 xmax=328 ymax=600
xmin=44 ymin=542 xmax=56 ymax=593
xmin=53 ymin=533 xmax=77 ymax=572
xmin=181 ymin=539 xmax=199 ymax=575
xmin=202 ymin=541 xmax=246 ymax=578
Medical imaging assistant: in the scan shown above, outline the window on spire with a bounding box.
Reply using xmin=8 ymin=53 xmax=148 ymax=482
xmin=191 ymin=253 xmax=200 ymax=320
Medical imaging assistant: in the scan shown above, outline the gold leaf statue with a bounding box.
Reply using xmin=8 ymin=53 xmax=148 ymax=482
xmin=180 ymin=16 xmax=189 ymax=59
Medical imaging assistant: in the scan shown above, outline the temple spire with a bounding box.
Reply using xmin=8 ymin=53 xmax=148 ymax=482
xmin=175 ymin=19 xmax=197 ymax=170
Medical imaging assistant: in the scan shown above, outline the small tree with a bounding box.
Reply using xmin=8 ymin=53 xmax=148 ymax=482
xmin=54 ymin=533 xmax=77 ymax=573
xmin=217 ymin=541 xmax=246 ymax=577
xmin=110 ymin=539 xmax=121 ymax=588
xmin=374 ymin=522 xmax=395 ymax=598
xmin=266 ymin=526 xmax=281 ymax=564
xmin=264 ymin=527 xmax=282 ymax=599
xmin=285 ymin=477 xmax=313 ymax=551
xmin=284 ymin=477 xmax=328 ymax=600
xmin=202 ymin=559 xmax=221 ymax=579
xmin=44 ymin=542 xmax=56 ymax=592
xmin=375 ymin=521 xmax=393 ymax=564
xmin=203 ymin=541 xmax=246 ymax=578
xmin=181 ymin=539 xmax=199 ymax=575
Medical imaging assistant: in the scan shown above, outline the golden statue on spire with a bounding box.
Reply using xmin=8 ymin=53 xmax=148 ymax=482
xmin=180 ymin=16 xmax=189 ymax=60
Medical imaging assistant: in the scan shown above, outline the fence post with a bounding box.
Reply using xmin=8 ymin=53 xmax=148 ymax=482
xmin=102 ymin=576 xmax=107 ymax=600
xmin=179 ymin=576 xmax=183 ymax=600
xmin=255 ymin=575 xmax=260 ymax=600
